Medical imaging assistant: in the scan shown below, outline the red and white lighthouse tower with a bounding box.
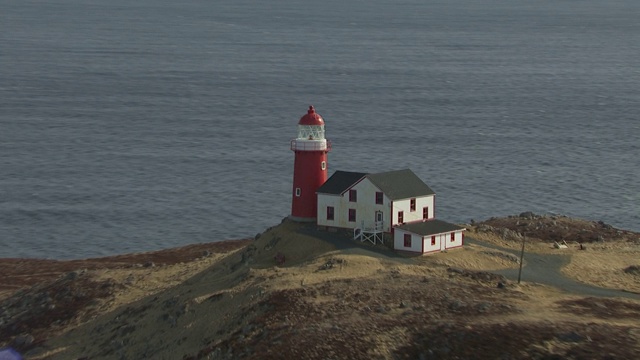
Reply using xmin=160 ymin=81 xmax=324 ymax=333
xmin=290 ymin=106 xmax=331 ymax=221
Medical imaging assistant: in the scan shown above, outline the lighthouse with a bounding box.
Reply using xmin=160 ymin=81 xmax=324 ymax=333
xmin=290 ymin=106 xmax=331 ymax=221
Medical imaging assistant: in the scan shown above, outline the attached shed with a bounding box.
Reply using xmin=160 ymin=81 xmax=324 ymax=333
xmin=394 ymin=219 xmax=465 ymax=254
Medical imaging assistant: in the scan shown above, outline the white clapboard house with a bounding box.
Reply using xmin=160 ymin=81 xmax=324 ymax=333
xmin=316 ymin=169 xmax=465 ymax=254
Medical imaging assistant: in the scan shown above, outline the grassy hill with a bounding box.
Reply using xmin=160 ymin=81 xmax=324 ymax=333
xmin=1 ymin=215 xmax=639 ymax=359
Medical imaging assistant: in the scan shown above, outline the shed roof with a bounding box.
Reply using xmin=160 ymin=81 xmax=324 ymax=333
xmin=396 ymin=219 xmax=465 ymax=236
xmin=316 ymin=171 xmax=368 ymax=195
xmin=366 ymin=169 xmax=435 ymax=200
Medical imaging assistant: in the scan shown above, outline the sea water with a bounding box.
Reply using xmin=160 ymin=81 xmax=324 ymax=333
xmin=1 ymin=0 xmax=638 ymax=259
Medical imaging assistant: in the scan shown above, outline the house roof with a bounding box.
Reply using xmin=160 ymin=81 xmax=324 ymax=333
xmin=366 ymin=169 xmax=435 ymax=200
xmin=316 ymin=171 xmax=368 ymax=195
xmin=396 ymin=219 xmax=465 ymax=236
xmin=317 ymin=168 xmax=435 ymax=199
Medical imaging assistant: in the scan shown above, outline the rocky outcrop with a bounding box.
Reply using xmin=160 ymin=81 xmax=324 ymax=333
xmin=474 ymin=213 xmax=639 ymax=244
xmin=0 ymin=270 xmax=116 ymax=352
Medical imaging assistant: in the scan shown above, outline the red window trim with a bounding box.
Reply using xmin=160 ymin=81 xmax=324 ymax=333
xmin=410 ymin=198 xmax=416 ymax=212
xmin=375 ymin=191 xmax=383 ymax=205
xmin=398 ymin=211 xmax=404 ymax=224
xmin=348 ymin=208 xmax=356 ymax=222
xmin=423 ymin=206 xmax=429 ymax=220
xmin=404 ymin=234 xmax=412 ymax=247
xmin=431 ymin=236 xmax=436 ymax=246
xmin=326 ymin=206 xmax=334 ymax=220
xmin=349 ymin=189 xmax=357 ymax=202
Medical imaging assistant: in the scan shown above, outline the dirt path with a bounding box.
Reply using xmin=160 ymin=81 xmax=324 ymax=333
xmin=466 ymin=237 xmax=639 ymax=299
xmin=302 ymin=225 xmax=639 ymax=299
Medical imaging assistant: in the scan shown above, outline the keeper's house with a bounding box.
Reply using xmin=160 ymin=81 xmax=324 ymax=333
xmin=316 ymin=169 xmax=465 ymax=254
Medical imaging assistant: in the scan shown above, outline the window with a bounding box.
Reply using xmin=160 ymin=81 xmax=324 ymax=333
xmin=398 ymin=211 xmax=404 ymax=224
xmin=431 ymin=236 xmax=436 ymax=246
xmin=321 ymin=161 xmax=326 ymax=170
xmin=423 ymin=207 xmax=429 ymax=220
xmin=375 ymin=192 xmax=383 ymax=205
xmin=295 ymin=188 xmax=301 ymax=197
xmin=404 ymin=234 xmax=412 ymax=247
xmin=348 ymin=208 xmax=356 ymax=222
xmin=410 ymin=198 xmax=416 ymax=211
xmin=451 ymin=232 xmax=455 ymax=242
xmin=326 ymin=206 xmax=334 ymax=220
xmin=349 ymin=189 xmax=357 ymax=202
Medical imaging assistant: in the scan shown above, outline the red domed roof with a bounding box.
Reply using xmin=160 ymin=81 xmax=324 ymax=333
xmin=298 ymin=106 xmax=325 ymax=126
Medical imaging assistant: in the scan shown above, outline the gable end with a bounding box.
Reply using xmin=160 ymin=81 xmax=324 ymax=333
xmin=317 ymin=171 xmax=368 ymax=195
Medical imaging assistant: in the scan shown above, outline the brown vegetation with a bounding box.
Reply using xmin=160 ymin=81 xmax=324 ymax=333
xmin=1 ymin=215 xmax=639 ymax=359
xmin=471 ymin=212 xmax=639 ymax=245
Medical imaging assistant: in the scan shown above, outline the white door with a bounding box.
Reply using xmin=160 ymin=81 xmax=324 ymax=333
xmin=439 ymin=234 xmax=446 ymax=251
xmin=375 ymin=211 xmax=383 ymax=230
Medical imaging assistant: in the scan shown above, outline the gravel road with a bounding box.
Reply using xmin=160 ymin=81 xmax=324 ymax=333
xmin=466 ymin=237 xmax=639 ymax=300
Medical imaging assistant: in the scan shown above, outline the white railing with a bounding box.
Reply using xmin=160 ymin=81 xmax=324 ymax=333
xmin=364 ymin=221 xmax=384 ymax=232
xmin=356 ymin=220 xmax=385 ymax=245
xmin=290 ymin=139 xmax=332 ymax=151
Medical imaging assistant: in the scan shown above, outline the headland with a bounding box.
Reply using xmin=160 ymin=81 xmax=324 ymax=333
xmin=1 ymin=213 xmax=639 ymax=359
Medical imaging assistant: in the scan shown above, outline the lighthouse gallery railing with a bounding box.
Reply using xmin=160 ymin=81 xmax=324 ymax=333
xmin=290 ymin=139 xmax=332 ymax=151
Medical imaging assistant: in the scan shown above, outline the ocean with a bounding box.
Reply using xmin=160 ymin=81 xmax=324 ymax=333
xmin=1 ymin=0 xmax=639 ymax=259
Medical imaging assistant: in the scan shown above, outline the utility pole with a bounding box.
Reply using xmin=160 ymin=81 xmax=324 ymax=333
xmin=517 ymin=233 xmax=526 ymax=284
